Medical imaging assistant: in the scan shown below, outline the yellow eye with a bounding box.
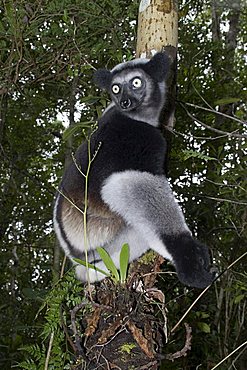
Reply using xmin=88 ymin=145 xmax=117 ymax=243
xmin=112 ymin=84 xmax=120 ymax=94
xmin=132 ymin=78 xmax=142 ymax=89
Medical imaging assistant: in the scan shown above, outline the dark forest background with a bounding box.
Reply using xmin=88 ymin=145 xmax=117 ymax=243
xmin=0 ymin=0 xmax=246 ymax=369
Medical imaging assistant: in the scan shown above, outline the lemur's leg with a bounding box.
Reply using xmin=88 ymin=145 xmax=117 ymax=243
xmin=75 ymin=226 xmax=149 ymax=282
xmin=101 ymin=171 xmax=214 ymax=288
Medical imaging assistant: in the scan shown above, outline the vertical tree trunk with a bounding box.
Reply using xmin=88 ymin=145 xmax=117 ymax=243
xmin=136 ymin=0 xmax=178 ymax=58
xmin=136 ymin=0 xmax=178 ymax=132
xmin=136 ymin=0 xmax=178 ymax=175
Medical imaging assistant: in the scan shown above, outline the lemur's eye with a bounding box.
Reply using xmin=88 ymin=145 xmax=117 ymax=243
xmin=112 ymin=84 xmax=120 ymax=94
xmin=132 ymin=77 xmax=142 ymax=89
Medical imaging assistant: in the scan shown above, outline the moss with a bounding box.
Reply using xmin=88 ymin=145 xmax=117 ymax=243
xmin=119 ymin=342 xmax=137 ymax=355
xmin=138 ymin=250 xmax=158 ymax=264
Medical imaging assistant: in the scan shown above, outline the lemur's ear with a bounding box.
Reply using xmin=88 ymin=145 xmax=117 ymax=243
xmin=142 ymin=52 xmax=170 ymax=82
xmin=93 ymin=69 xmax=113 ymax=91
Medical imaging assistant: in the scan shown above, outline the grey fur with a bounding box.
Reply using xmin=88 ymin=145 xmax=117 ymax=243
xmin=101 ymin=171 xmax=189 ymax=237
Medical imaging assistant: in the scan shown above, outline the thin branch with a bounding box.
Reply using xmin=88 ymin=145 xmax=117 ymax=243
xmin=169 ymin=127 xmax=231 ymax=141
xmin=171 ymin=251 xmax=247 ymax=333
xmin=44 ymin=331 xmax=54 ymax=370
xmin=205 ymin=178 xmax=246 ymax=192
xmin=191 ymin=83 xmax=215 ymax=110
xmin=227 ymin=345 xmax=247 ymax=370
xmin=164 ymin=323 xmax=192 ymax=360
xmin=211 ymin=341 xmax=247 ymax=370
xmin=183 ymin=102 xmax=246 ymax=126
xmin=55 ymin=187 xmax=84 ymax=215
xmin=71 ymin=153 xmax=86 ymax=178
xmin=180 ymin=103 xmax=247 ymax=139
xmin=196 ymin=195 xmax=247 ymax=206
xmin=60 ymin=255 xmax=67 ymax=279
xmin=71 ymin=301 xmax=87 ymax=355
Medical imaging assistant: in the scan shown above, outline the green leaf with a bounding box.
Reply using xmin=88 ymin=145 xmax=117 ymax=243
xmin=80 ymin=96 xmax=100 ymax=104
xmin=200 ymin=312 xmax=210 ymax=319
xmin=73 ymin=258 xmax=109 ymax=277
xmin=234 ymin=294 xmax=245 ymax=304
xmin=182 ymin=149 xmax=216 ymax=161
xmin=214 ymin=97 xmax=240 ymax=105
xmin=96 ymin=247 xmax=120 ymax=282
xmin=63 ymin=9 xmax=68 ymax=23
xmin=62 ymin=122 xmax=92 ymax=141
xmin=119 ymin=243 xmax=129 ymax=283
xmin=197 ymin=322 xmax=211 ymax=333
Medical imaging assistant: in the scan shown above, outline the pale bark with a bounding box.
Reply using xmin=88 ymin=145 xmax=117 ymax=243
xmin=136 ymin=0 xmax=178 ymax=58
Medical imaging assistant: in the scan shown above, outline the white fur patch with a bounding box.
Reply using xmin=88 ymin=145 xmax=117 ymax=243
xmin=75 ymin=225 xmax=171 ymax=283
xmin=111 ymin=58 xmax=149 ymax=73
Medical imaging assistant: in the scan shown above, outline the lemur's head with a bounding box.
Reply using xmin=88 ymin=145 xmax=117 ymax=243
xmin=94 ymin=52 xmax=170 ymax=126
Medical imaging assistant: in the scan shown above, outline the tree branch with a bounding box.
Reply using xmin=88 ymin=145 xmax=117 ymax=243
xmin=180 ymin=103 xmax=247 ymax=139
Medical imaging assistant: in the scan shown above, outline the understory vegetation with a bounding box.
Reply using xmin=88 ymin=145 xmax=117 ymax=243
xmin=0 ymin=0 xmax=246 ymax=369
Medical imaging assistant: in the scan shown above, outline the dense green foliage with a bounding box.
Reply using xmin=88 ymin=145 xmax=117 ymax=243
xmin=0 ymin=0 xmax=246 ymax=369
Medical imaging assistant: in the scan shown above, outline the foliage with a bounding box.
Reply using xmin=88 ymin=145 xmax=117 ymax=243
xmin=0 ymin=0 xmax=246 ymax=369
xmin=17 ymin=270 xmax=84 ymax=370
xmin=75 ymin=243 xmax=130 ymax=283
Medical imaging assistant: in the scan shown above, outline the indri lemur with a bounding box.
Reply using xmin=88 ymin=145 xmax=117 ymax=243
xmin=53 ymin=52 xmax=215 ymax=288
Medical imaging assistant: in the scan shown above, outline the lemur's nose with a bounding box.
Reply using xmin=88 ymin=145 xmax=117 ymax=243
xmin=120 ymin=99 xmax=132 ymax=109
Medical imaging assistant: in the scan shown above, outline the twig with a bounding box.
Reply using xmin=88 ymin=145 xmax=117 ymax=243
xmin=195 ymin=195 xmax=247 ymax=206
xmin=170 ymin=127 xmax=230 ymax=141
xmin=60 ymin=255 xmax=67 ymax=279
xmin=184 ymin=102 xmax=246 ymax=126
xmin=210 ymin=341 xmax=247 ymax=370
xmin=171 ymin=251 xmax=247 ymax=333
xmin=227 ymin=344 xmax=247 ymax=370
xmin=191 ymin=83 xmax=214 ymax=110
xmin=164 ymin=323 xmax=192 ymax=360
xmin=180 ymin=103 xmax=247 ymax=139
xmin=55 ymin=187 xmax=84 ymax=215
xmin=60 ymin=305 xmax=77 ymax=353
xmin=205 ymin=178 xmax=246 ymax=192
xmin=71 ymin=301 xmax=88 ymax=355
xmin=139 ymin=360 xmax=158 ymax=369
xmin=44 ymin=331 xmax=54 ymax=370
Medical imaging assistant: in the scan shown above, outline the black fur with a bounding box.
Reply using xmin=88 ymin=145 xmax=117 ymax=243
xmin=142 ymin=52 xmax=170 ymax=82
xmin=93 ymin=52 xmax=170 ymax=92
xmin=162 ymin=233 xmax=214 ymax=288
xmin=61 ymin=108 xmax=166 ymax=197
xmin=93 ymin=68 xmax=112 ymax=90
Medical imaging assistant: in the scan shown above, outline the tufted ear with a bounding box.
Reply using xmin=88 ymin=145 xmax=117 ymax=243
xmin=142 ymin=52 xmax=170 ymax=82
xmin=93 ymin=68 xmax=113 ymax=91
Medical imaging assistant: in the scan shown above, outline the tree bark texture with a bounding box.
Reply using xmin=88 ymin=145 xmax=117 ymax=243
xmin=136 ymin=0 xmax=178 ymax=58
xmin=136 ymin=0 xmax=178 ymax=171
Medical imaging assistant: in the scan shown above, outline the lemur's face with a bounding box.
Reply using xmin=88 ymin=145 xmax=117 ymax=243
xmin=93 ymin=52 xmax=170 ymax=125
xmin=110 ymin=69 xmax=150 ymax=112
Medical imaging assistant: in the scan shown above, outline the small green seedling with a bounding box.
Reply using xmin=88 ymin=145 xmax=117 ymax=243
xmin=74 ymin=243 xmax=130 ymax=284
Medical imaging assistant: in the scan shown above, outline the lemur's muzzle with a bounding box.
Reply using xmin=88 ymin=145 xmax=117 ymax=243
xmin=120 ymin=98 xmax=132 ymax=109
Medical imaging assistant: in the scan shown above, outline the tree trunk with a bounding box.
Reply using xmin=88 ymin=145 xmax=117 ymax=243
xmin=136 ymin=0 xmax=178 ymax=130
xmin=136 ymin=0 xmax=178 ymax=176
